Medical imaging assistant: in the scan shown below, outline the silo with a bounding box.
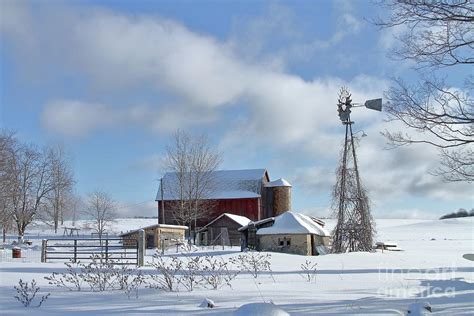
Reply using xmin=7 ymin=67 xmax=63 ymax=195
xmin=264 ymin=178 xmax=292 ymax=217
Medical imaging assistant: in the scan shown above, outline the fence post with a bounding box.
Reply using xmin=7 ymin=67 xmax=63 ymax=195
xmin=105 ymin=239 xmax=109 ymax=262
xmin=74 ymin=239 xmax=77 ymax=263
xmin=41 ymin=239 xmax=47 ymax=263
xmin=138 ymin=229 xmax=145 ymax=267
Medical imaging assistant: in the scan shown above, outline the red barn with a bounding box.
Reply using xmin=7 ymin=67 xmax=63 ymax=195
xmin=156 ymin=169 xmax=288 ymax=228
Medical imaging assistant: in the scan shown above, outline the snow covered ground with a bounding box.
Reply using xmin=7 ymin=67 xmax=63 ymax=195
xmin=0 ymin=217 xmax=473 ymax=315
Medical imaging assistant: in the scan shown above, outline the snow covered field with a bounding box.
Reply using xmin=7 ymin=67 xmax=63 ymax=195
xmin=0 ymin=217 xmax=473 ymax=315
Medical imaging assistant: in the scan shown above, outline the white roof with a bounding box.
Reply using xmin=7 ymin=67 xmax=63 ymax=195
xmin=256 ymin=211 xmax=330 ymax=236
xmin=212 ymin=190 xmax=260 ymax=199
xmin=119 ymin=223 xmax=188 ymax=236
xmin=224 ymin=213 xmax=252 ymax=227
xmin=156 ymin=169 xmax=267 ymax=201
xmin=265 ymin=178 xmax=292 ymax=187
xmin=198 ymin=213 xmax=251 ymax=231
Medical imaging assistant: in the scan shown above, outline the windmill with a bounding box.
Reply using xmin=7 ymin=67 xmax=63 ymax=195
xmin=332 ymin=87 xmax=382 ymax=253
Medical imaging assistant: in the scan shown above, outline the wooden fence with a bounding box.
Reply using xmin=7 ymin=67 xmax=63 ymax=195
xmin=41 ymin=230 xmax=145 ymax=266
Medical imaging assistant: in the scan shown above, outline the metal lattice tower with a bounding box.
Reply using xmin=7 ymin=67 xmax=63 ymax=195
xmin=332 ymin=87 xmax=380 ymax=253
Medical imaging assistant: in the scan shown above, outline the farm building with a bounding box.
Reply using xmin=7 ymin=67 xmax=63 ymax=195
xmin=240 ymin=211 xmax=330 ymax=256
xmin=120 ymin=224 xmax=187 ymax=249
xmin=155 ymin=168 xmax=292 ymax=228
xmin=238 ymin=217 xmax=275 ymax=250
xmin=196 ymin=213 xmax=251 ymax=247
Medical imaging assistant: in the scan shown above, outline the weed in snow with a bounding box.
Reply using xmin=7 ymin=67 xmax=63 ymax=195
xmin=14 ymin=279 xmax=50 ymax=307
xmin=300 ymin=260 xmax=318 ymax=283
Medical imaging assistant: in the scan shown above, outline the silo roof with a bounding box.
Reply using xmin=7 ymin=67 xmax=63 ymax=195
xmin=265 ymin=178 xmax=292 ymax=187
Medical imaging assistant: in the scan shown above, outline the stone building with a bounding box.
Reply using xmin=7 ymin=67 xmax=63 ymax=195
xmin=241 ymin=211 xmax=330 ymax=256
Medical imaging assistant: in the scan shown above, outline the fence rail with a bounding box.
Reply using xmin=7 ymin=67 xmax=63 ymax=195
xmin=42 ymin=232 xmax=145 ymax=266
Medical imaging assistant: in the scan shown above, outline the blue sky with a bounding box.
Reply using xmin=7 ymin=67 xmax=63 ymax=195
xmin=1 ymin=0 xmax=472 ymax=218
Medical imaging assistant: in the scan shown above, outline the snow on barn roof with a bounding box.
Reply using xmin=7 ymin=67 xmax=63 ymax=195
xmin=224 ymin=213 xmax=252 ymax=227
xmin=265 ymin=178 xmax=292 ymax=187
xmin=156 ymin=169 xmax=268 ymax=201
xmin=256 ymin=211 xmax=330 ymax=236
xmin=212 ymin=190 xmax=260 ymax=199
xmin=198 ymin=213 xmax=251 ymax=232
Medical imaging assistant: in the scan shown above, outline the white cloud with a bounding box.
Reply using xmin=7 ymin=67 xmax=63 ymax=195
xmin=41 ymin=100 xmax=218 ymax=136
xmin=41 ymin=100 xmax=116 ymax=137
xmin=4 ymin=1 xmax=472 ymax=206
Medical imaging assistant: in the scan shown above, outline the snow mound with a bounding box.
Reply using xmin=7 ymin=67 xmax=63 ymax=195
xmin=234 ymin=303 xmax=290 ymax=316
xmin=257 ymin=211 xmax=329 ymax=236
xmin=198 ymin=298 xmax=216 ymax=308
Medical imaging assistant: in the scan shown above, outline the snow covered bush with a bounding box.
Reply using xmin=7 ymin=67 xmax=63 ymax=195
xmin=148 ymin=253 xmax=240 ymax=292
xmin=231 ymin=252 xmax=272 ymax=279
xmin=81 ymin=255 xmax=118 ymax=291
xmin=202 ymin=255 xmax=239 ymax=290
xmin=299 ymin=260 xmax=318 ymax=283
xmin=148 ymin=254 xmax=182 ymax=292
xmin=14 ymin=279 xmax=50 ymax=308
xmin=179 ymin=255 xmax=204 ymax=291
xmin=114 ymin=262 xmax=145 ymax=299
xmin=45 ymin=259 xmax=84 ymax=291
xmin=45 ymin=255 xmax=144 ymax=298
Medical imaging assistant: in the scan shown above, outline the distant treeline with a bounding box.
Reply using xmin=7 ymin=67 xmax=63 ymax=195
xmin=439 ymin=208 xmax=474 ymax=220
xmin=133 ymin=216 xmax=158 ymax=219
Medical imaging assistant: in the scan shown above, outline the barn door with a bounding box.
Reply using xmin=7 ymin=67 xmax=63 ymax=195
xmin=146 ymin=234 xmax=155 ymax=248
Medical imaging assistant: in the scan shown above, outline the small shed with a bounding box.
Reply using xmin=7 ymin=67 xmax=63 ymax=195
xmin=196 ymin=213 xmax=251 ymax=247
xmin=255 ymin=211 xmax=330 ymax=256
xmin=120 ymin=224 xmax=188 ymax=249
xmin=239 ymin=217 xmax=275 ymax=250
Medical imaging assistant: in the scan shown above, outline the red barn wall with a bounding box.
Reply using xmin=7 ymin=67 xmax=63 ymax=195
xmin=158 ymin=198 xmax=260 ymax=227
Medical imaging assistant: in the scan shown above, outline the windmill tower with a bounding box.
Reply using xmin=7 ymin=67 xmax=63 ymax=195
xmin=331 ymin=87 xmax=381 ymax=253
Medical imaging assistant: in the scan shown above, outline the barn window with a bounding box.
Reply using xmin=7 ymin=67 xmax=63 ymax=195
xmin=279 ymin=238 xmax=291 ymax=246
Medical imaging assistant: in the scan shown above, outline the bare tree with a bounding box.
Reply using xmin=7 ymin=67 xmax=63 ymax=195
xmin=375 ymin=1 xmax=474 ymax=182
xmin=41 ymin=145 xmax=75 ymax=233
xmin=163 ymin=130 xmax=221 ymax=233
xmin=10 ymin=144 xmax=57 ymax=240
xmin=0 ymin=131 xmax=16 ymax=242
xmin=85 ymin=191 xmax=117 ymax=239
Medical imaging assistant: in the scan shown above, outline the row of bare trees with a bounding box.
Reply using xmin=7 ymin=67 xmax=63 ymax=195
xmin=0 ymin=131 xmax=75 ymax=240
xmin=0 ymin=131 xmax=118 ymax=241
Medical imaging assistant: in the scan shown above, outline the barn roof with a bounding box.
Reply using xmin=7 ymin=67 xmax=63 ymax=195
xmin=197 ymin=213 xmax=251 ymax=232
xmin=155 ymin=169 xmax=268 ymax=201
xmin=256 ymin=211 xmax=330 ymax=236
